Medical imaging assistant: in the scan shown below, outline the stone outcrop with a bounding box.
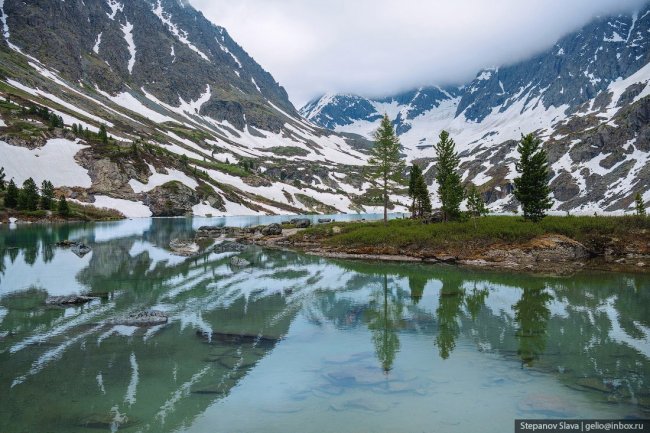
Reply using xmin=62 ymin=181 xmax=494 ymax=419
xmin=142 ymin=182 xmax=199 ymax=216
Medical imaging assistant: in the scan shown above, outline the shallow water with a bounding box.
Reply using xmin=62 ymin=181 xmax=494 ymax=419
xmin=0 ymin=218 xmax=648 ymax=433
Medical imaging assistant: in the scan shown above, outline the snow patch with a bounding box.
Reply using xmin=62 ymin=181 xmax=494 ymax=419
xmin=0 ymin=139 xmax=92 ymax=187
xmin=106 ymin=0 xmax=123 ymax=20
xmin=153 ymin=0 xmax=209 ymax=61
xmin=92 ymin=196 xmax=152 ymax=218
xmin=121 ymin=21 xmax=136 ymax=74
xmin=93 ymin=32 xmax=102 ymax=54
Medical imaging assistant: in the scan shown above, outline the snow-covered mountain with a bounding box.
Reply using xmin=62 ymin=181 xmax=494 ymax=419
xmin=301 ymin=5 xmax=650 ymax=213
xmin=0 ymin=0 xmax=387 ymax=217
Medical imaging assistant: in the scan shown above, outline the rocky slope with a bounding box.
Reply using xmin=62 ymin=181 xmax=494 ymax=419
xmin=0 ymin=0 xmax=385 ymax=217
xmin=301 ymin=4 xmax=650 ymax=213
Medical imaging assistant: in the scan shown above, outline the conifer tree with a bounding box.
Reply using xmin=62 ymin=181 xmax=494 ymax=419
xmin=408 ymin=165 xmax=432 ymax=218
xmin=367 ymin=114 xmax=406 ymax=224
xmin=0 ymin=166 xmax=5 ymax=191
xmin=513 ymin=134 xmax=552 ymax=222
xmin=434 ymin=130 xmax=463 ymax=221
xmin=5 ymin=179 xmax=18 ymax=208
xmin=408 ymin=164 xmax=422 ymax=216
xmin=98 ymin=124 xmax=108 ymax=144
xmin=18 ymin=177 xmax=39 ymax=211
xmin=466 ymin=185 xmax=488 ymax=228
xmin=40 ymin=180 xmax=55 ymax=210
xmin=414 ymin=175 xmax=432 ymax=217
xmin=635 ymin=192 xmax=647 ymax=217
xmin=57 ymin=195 xmax=70 ymax=217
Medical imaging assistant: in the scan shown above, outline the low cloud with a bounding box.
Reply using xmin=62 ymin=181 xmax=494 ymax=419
xmin=190 ymin=0 xmax=647 ymax=106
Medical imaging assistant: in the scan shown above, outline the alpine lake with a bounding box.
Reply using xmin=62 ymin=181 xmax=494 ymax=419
xmin=0 ymin=215 xmax=648 ymax=433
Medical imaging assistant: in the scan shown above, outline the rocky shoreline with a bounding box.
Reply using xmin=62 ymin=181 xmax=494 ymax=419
xmin=224 ymin=224 xmax=649 ymax=275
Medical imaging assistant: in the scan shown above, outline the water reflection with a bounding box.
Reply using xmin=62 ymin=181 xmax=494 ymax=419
xmin=364 ymin=274 xmax=402 ymax=373
xmin=513 ymin=287 xmax=553 ymax=367
xmin=0 ymin=219 xmax=648 ymax=432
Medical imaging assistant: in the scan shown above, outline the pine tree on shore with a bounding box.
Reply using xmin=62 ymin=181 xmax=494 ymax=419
xmin=5 ymin=179 xmax=18 ymax=208
xmin=18 ymin=178 xmax=40 ymax=211
xmin=513 ymin=134 xmax=552 ymax=222
xmin=40 ymin=180 xmax=55 ymax=210
xmin=466 ymin=185 xmax=488 ymax=228
xmin=408 ymin=164 xmax=420 ymax=215
xmin=367 ymin=114 xmax=406 ymax=224
xmin=57 ymin=195 xmax=70 ymax=217
xmin=0 ymin=166 xmax=5 ymax=190
xmin=434 ymin=130 xmax=463 ymax=221
xmin=636 ymin=193 xmax=647 ymax=217
xmin=408 ymin=165 xmax=432 ymax=218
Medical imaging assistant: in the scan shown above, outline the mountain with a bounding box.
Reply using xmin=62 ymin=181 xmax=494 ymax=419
xmin=0 ymin=0 xmax=382 ymax=218
xmin=301 ymin=5 xmax=650 ymax=213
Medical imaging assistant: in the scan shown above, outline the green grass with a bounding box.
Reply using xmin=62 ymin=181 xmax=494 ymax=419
xmin=190 ymin=158 xmax=250 ymax=177
xmin=67 ymin=202 xmax=124 ymax=220
xmin=262 ymin=146 xmax=310 ymax=157
xmin=300 ymin=216 xmax=650 ymax=249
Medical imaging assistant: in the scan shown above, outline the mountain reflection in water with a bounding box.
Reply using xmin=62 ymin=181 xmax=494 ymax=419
xmin=0 ymin=218 xmax=648 ymax=433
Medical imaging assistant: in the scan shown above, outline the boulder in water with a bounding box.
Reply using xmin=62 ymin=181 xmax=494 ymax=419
xmin=261 ymin=223 xmax=282 ymax=236
xmin=169 ymin=238 xmax=200 ymax=256
xmin=56 ymin=240 xmax=92 ymax=257
xmin=71 ymin=243 xmax=92 ymax=257
xmin=318 ymin=218 xmax=332 ymax=223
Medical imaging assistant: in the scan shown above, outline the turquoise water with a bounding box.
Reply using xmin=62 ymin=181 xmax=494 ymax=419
xmin=0 ymin=218 xmax=648 ymax=433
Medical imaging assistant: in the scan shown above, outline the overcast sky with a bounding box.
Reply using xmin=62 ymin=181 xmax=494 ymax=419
xmin=189 ymin=0 xmax=647 ymax=107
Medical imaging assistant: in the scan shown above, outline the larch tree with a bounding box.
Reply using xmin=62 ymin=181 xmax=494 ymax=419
xmin=513 ymin=133 xmax=552 ymax=222
xmin=367 ymin=114 xmax=406 ymax=224
xmin=466 ymin=184 xmax=488 ymax=228
xmin=434 ymin=130 xmax=463 ymax=221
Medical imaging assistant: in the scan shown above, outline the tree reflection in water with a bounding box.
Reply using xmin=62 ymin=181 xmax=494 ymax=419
xmin=513 ymin=286 xmax=553 ymax=367
xmin=364 ymin=273 xmax=402 ymax=373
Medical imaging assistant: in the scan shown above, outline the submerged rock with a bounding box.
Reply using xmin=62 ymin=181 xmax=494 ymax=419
xmin=169 ymin=238 xmax=200 ymax=256
xmin=230 ymin=256 xmax=251 ymax=267
xmin=108 ymin=310 xmax=168 ymax=326
xmin=56 ymin=240 xmax=92 ymax=257
xmin=196 ymin=329 xmax=280 ymax=346
xmin=77 ymin=413 xmax=136 ymax=430
xmin=72 ymin=243 xmax=92 ymax=257
xmin=318 ymin=218 xmax=332 ymax=223
xmin=45 ymin=295 xmax=98 ymax=306
xmin=213 ymin=242 xmax=247 ymax=253
xmin=261 ymin=223 xmax=282 ymax=236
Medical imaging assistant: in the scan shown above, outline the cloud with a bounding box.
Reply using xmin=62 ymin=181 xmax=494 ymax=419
xmin=189 ymin=0 xmax=647 ymax=107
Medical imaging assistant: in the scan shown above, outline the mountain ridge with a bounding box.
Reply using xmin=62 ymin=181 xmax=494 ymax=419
xmin=300 ymin=3 xmax=650 ymax=213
